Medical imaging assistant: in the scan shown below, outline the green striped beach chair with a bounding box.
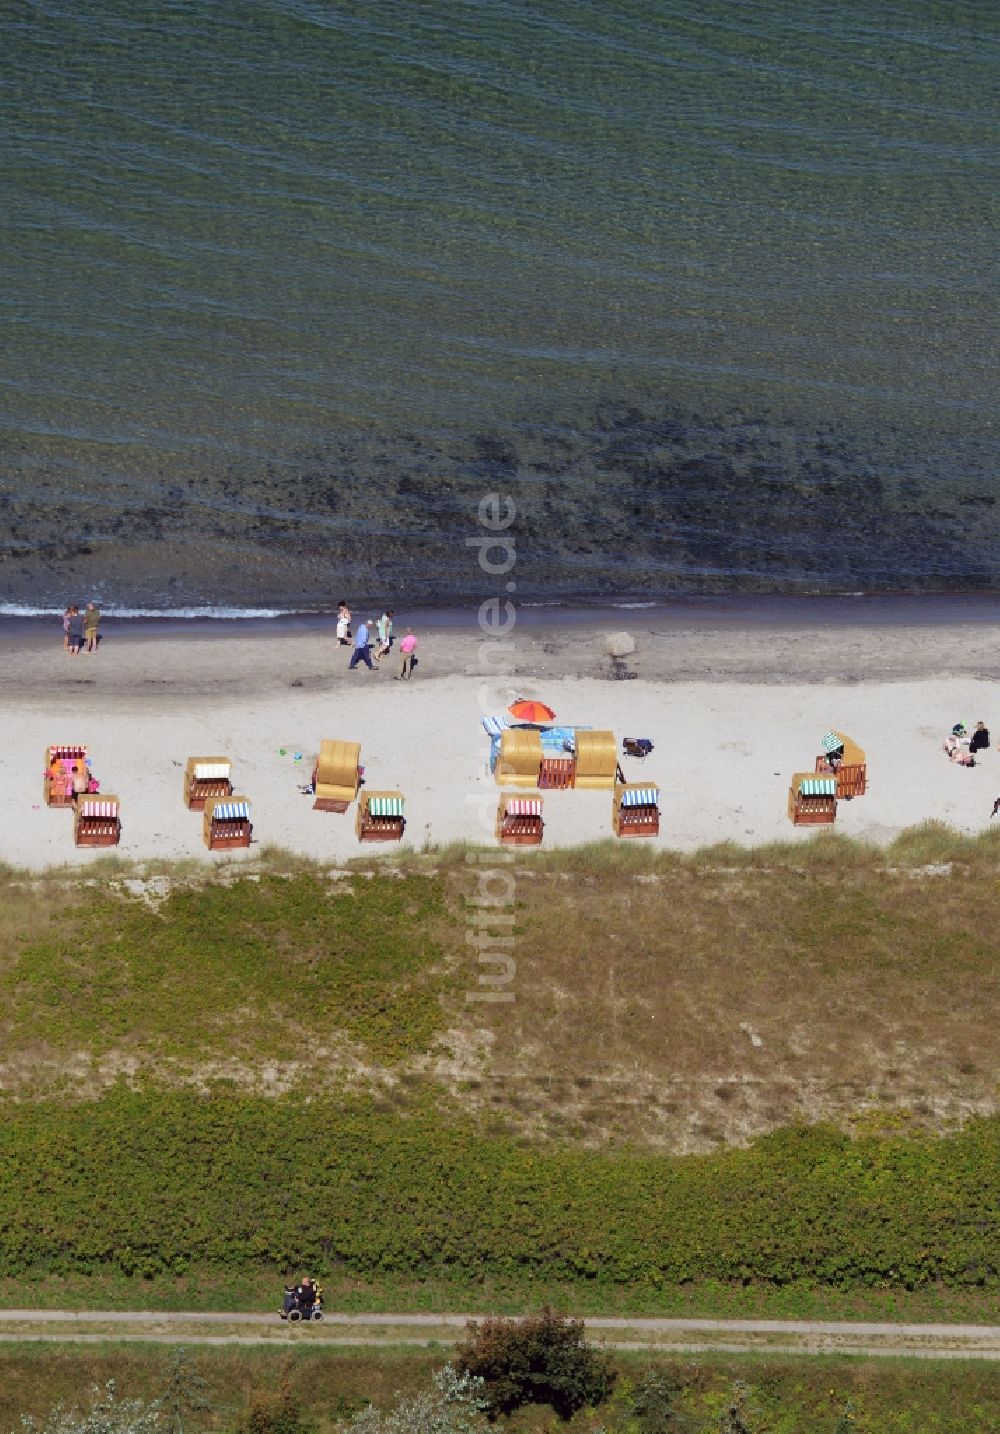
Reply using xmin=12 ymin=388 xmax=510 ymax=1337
xmin=356 ymin=790 xmax=406 ymax=842
xmin=788 ymin=773 xmax=837 ymax=826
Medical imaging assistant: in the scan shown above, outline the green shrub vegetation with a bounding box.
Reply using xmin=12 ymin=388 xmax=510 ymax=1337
xmin=455 ymin=1310 xmax=615 ymax=1419
xmin=0 ymin=1089 xmax=996 ymax=1291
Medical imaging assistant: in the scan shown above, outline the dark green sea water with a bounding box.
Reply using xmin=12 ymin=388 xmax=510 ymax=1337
xmin=1 ymin=0 xmax=997 ymax=610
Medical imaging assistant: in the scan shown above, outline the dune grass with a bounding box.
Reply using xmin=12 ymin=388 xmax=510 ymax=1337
xmin=0 ymin=827 xmax=996 ymax=1145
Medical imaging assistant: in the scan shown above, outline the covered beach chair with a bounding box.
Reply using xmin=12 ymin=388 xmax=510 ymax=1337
xmin=788 ymin=773 xmax=837 ymax=826
xmin=573 ymin=730 xmax=622 ymax=790
xmin=203 ymin=796 xmax=253 ymax=850
xmin=184 ymin=757 xmax=233 ymax=811
xmin=495 ymin=729 xmax=542 ymax=788
xmin=612 ymin=783 xmax=661 ymax=837
xmin=44 ymin=745 xmax=89 ymax=807
xmin=312 ymin=739 xmax=362 ymax=812
xmin=356 ymin=790 xmax=406 ymax=842
xmin=74 ymin=796 xmax=121 ymax=848
xmin=496 ymin=792 xmax=544 ymax=847
xmin=815 ymin=731 xmax=867 ymax=799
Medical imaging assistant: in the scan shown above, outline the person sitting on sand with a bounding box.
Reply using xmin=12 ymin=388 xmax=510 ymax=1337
xmin=944 ymin=735 xmax=974 ymax=767
xmin=969 ymin=721 xmax=990 ymax=754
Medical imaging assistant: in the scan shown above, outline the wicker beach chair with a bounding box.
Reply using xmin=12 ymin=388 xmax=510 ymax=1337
xmin=815 ymin=732 xmax=867 ymax=799
xmin=573 ymin=731 xmax=622 ymax=789
xmin=612 ymin=783 xmax=661 ymax=837
xmin=538 ymin=755 xmax=575 ymax=789
xmin=788 ymin=773 xmax=837 ymax=826
xmin=184 ymin=757 xmax=234 ymax=811
xmin=44 ymin=745 xmax=89 ymax=807
xmin=495 ymin=729 xmax=542 ymax=788
xmin=496 ymin=792 xmax=544 ymax=846
xmin=74 ymin=796 xmax=121 ymax=848
xmin=356 ymin=790 xmax=406 ymax=843
xmin=312 ymin=739 xmax=362 ymax=812
xmin=203 ymin=796 xmax=253 ymax=850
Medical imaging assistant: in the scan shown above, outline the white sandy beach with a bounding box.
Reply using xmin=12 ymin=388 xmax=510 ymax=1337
xmin=1 ymin=617 xmax=997 ymax=870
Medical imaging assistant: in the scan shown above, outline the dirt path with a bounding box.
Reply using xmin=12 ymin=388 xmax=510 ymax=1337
xmin=0 ymin=1312 xmax=997 ymax=1360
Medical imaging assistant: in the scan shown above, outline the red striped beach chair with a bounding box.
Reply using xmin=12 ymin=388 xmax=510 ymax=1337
xmin=496 ymin=792 xmax=544 ymax=846
xmin=74 ymin=796 xmax=121 ymax=847
xmin=44 ymin=745 xmax=89 ymax=807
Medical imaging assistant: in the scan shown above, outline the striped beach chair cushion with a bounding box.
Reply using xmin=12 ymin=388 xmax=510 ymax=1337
xmin=52 ymin=745 xmax=87 ymax=759
xmin=213 ymin=802 xmax=250 ymax=820
xmin=80 ymin=801 xmax=118 ymax=818
xmin=820 ymin=732 xmax=844 ymax=754
xmin=506 ymin=798 xmax=542 ymax=816
xmin=194 ymin=762 xmax=231 ymax=780
xmin=369 ymin=796 xmax=404 ymax=817
xmin=799 ymin=777 xmax=836 ymax=796
xmin=482 ymin=716 xmax=510 ymax=739
xmin=621 ymin=787 xmax=659 ymax=807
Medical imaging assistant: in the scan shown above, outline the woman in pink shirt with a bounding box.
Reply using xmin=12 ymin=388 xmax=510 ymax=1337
xmin=396 ymin=629 xmax=417 ymax=680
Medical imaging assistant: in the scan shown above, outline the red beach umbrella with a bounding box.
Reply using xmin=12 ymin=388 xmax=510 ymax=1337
xmin=508 ymin=699 xmax=556 ymax=724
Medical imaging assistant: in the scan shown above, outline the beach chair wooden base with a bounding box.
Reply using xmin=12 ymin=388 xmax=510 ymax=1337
xmin=614 ymin=810 xmax=660 ymax=838
xmin=815 ymin=757 xmax=866 ymax=800
xmin=789 ymin=798 xmax=837 ymax=826
xmin=46 ymin=789 xmax=76 ymax=809
xmin=205 ymin=820 xmax=253 ymax=850
xmin=314 ymin=797 xmax=350 ymax=813
xmin=358 ymin=818 xmax=405 ymax=842
xmin=498 ymin=818 xmax=544 ymax=847
xmin=186 ymin=779 xmax=233 ymax=812
xmin=75 ymin=818 xmax=121 ymax=847
xmin=538 ymin=757 xmax=574 ymax=789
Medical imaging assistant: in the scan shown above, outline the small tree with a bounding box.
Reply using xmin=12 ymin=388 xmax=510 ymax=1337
xmin=19 ymin=1381 xmax=160 ymax=1434
xmin=156 ymin=1350 xmax=212 ymax=1434
xmin=628 ymin=1373 xmax=695 ymax=1433
xmin=341 ymin=1366 xmax=489 ymax=1434
xmin=454 ymin=1309 xmax=615 ymax=1420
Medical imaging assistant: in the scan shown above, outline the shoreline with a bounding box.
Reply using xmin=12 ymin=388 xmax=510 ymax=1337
xmin=3 ymin=591 xmax=1000 ymax=646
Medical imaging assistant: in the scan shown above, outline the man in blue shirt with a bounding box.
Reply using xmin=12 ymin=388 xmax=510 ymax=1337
xmin=349 ymin=618 xmax=374 ymax=670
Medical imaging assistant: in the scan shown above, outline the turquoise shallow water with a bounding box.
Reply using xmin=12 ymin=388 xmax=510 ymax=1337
xmin=0 ymin=0 xmax=997 ymax=608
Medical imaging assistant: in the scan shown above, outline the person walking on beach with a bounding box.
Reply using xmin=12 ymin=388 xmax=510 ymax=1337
xmin=67 ymin=606 xmax=84 ymax=655
xmin=62 ymin=606 xmax=73 ymax=653
xmin=396 ymin=627 xmax=417 ymax=680
xmin=349 ymin=617 xmax=374 ymax=670
xmin=84 ymin=601 xmax=100 ymax=653
xmin=374 ymin=608 xmax=393 ymax=665
xmin=336 ymin=601 xmax=352 ymax=646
